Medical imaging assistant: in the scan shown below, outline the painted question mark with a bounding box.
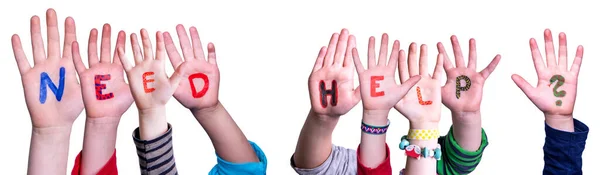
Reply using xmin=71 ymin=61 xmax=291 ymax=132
xmin=547 ymin=75 xmax=566 ymax=106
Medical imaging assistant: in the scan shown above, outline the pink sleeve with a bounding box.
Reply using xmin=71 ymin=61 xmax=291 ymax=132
xmin=357 ymin=143 xmax=392 ymax=175
xmin=71 ymin=149 xmax=118 ymax=175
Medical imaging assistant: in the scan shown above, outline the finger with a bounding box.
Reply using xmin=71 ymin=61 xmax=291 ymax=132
xmin=140 ymin=29 xmax=154 ymax=60
xmin=557 ymin=32 xmax=568 ymax=71
xmin=387 ymin=40 xmax=400 ymax=69
xmin=163 ymin=32 xmax=183 ymax=69
xmin=207 ymin=42 xmax=217 ymax=65
xmin=407 ymin=43 xmax=419 ymax=76
xmin=352 ymin=48 xmax=365 ymax=73
xmin=312 ymin=46 xmax=327 ymax=72
xmin=130 ymin=33 xmax=143 ymax=65
xmin=189 ymin=26 xmax=206 ymax=60
xmin=155 ymin=31 xmax=166 ymax=61
xmin=418 ymin=44 xmax=429 ymax=76
xmin=570 ymin=45 xmax=584 ymax=76
xmin=117 ymin=47 xmax=133 ymax=71
xmin=450 ymin=35 xmax=465 ymax=68
xmin=176 ymin=24 xmax=194 ymax=61
xmin=169 ymin=62 xmax=187 ymax=89
xmin=544 ymin=29 xmax=557 ymax=68
xmin=432 ymin=53 xmax=444 ymax=80
xmin=323 ymin=33 xmax=340 ymax=67
xmin=511 ymin=74 xmax=536 ymax=98
xmin=46 ymin=9 xmax=61 ymax=59
xmin=398 ymin=50 xmax=409 ymax=82
xmin=367 ymin=36 xmax=376 ymax=69
xmin=467 ymin=38 xmax=477 ymax=69
xmin=11 ymin=35 xmax=31 ymax=74
xmin=87 ymin=29 xmax=99 ymax=67
xmin=62 ymin=17 xmax=76 ymax=59
xmin=30 ymin=16 xmax=46 ymax=64
xmin=343 ymin=35 xmax=357 ymax=67
xmin=333 ymin=29 xmax=349 ymax=66
xmin=71 ymin=41 xmax=86 ymax=74
xmin=112 ymin=31 xmax=126 ymax=65
xmin=437 ymin=42 xmax=454 ymax=70
xmin=480 ymin=54 xmax=501 ymax=80
xmin=393 ymin=75 xmax=421 ymax=99
xmin=377 ymin=33 xmax=389 ymax=67
xmin=99 ymin=24 xmax=112 ymax=63
xmin=352 ymin=85 xmax=362 ymax=107
xmin=529 ymin=38 xmax=545 ymax=74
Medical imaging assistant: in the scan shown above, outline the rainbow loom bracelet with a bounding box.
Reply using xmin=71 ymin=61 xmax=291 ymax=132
xmin=399 ymin=136 xmax=442 ymax=160
xmin=361 ymin=119 xmax=390 ymax=135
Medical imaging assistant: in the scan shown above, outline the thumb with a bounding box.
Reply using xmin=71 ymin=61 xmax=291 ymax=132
xmin=352 ymin=84 xmax=362 ymax=106
xmin=511 ymin=74 xmax=535 ymax=98
xmin=393 ymin=75 xmax=421 ymax=99
xmin=169 ymin=63 xmax=187 ymax=91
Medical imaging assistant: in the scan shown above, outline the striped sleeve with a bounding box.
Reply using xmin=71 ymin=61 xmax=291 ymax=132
xmin=436 ymin=126 xmax=488 ymax=175
xmin=132 ymin=123 xmax=178 ymax=175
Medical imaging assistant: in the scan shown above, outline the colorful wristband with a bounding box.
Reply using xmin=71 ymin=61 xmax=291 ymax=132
xmin=407 ymin=129 xmax=440 ymax=140
xmin=361 ymin=119 xmax=390 ymax=135
xmin=399 ymin=136 xmax=441 ymax=160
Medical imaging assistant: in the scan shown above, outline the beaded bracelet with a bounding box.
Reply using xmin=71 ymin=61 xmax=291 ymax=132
xmin=361 ymin=119 xmax=390 ymax=135
xmin=399 ymin=136 xmax=441 ymax=160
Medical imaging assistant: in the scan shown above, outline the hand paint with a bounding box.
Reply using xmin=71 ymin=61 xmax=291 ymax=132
xmin=95 ymin=74 xmax=114 ymax=100
xmin=370 ymin=76 xmax=385 ymax=97
xmin=189 ymin=73 xmax=209 ymax=98
xmin=455 ymin=75 xmax=471 ymax=99
xmin=142 ymin=72 xmax=155 ymax=93
xmin=548 ymin=75 xmax=566 ymax=106
xmin=319 ymin=80 xmax=338 ymax=108
xmin=39 ymin=67 xmax=66 ymax=104
xmin=416 ymin=86 xmax=432 ymax=105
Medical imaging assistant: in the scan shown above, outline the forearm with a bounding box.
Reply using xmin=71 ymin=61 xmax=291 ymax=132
xmin=81 ymin=117 xmax=119 ymax=175
xmin=359 ymin=110 xmax=388 ymax=168
xmin=293 ymin=109 xmax=339 ymax=168
xmin=545 ymin=114 xmax=574 ymax=132
xmin=404 ymin=122 xmax=438 ymax=175
xmin=193 ymin=102 xmax=258 ymax=163
xmin=451 ymin=111 xmax=482 ymax=151
xmin=138 ymin=107 xmax=168 ymax=140
xmin=28 ymin=126 xmax=73 ymax=175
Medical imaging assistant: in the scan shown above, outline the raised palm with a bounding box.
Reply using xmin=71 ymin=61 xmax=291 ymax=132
xmin=164 ymin=25 xmax=220 ymax=110
xmin=354 ymin=34 xmax=420 ymax=111
xmin=512 ymin=29 xmax=582 ymax=116
xmin=72 ymin=24 xmax=133 ymax=118
xmin=12 ymin=9 xmax=83 ymax=128
xmin=308 ymin=29 xmax=361 ymax=116
xmin=395 ymin=43 xmax=443 ymax=123
xmin=118 ymin=29 xmax=184 ymax=110
xmin=438 ymin=36 xmax=501 ymax=113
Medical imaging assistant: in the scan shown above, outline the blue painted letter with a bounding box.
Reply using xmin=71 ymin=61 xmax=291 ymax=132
xmin=39 ymin=67 xmax=66 ymax=104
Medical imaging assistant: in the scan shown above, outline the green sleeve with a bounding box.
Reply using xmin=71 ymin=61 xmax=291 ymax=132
xmin=436 ymin=126 xmax=489 ymax=175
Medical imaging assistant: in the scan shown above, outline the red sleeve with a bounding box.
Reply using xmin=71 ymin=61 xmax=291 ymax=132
xmin=71 ymin=149 xmax=118 ymax=175
xmin=357 ymin=143 xmax=392 ymax=175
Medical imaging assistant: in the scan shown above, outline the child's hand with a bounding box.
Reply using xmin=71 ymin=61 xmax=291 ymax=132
xmin=117 ymin=29 xmax=185 ymax=111
xmin=12 ymin=9 xmax=83 ymax=129
xmin=395 ymin=43 xmax=443 ymax=128
xmin=164 ymin=25 xmax=219 ymax=111
xmin=512 ymin=29 xmax=582 ymax=119
xmin=438 ymin=36 xmax=501 ymax=115
xmin=353 ymin=34 xmax=420 ymax=113
xmin=72 ymin=24 xmax=133 ymax=119
xmin=308 ymin=29 xmax=361 ymax=118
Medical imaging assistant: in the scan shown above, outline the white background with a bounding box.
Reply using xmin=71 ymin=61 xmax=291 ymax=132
xmin=0 ymin=0 xmax=598 ymax=174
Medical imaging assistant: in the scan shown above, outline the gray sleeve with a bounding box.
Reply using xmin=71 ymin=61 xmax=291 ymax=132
xmin=290 ymin=145 xmax=357 ymax=175
xmin=132 ymin=123 xmax=178 ymax=175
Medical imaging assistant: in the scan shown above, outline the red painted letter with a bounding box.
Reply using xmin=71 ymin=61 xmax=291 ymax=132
xmin=95 ymin=74 xmax=114 ymax=100
xmin=370 ymin=76 xmax=385 ymax=97
xmin=143 ymin=72 xmax=155 ymax=93
xmin=416 ymin=86 xmax=432 ymax=105
xmin=189 ymin=73 xmax=209 ymax=98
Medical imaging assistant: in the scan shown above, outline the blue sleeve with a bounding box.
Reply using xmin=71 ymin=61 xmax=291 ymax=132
xmin=209 ymin=140 xmax=268 ymax=175
xmin=543 ymin=119 xmax=589 ymax=175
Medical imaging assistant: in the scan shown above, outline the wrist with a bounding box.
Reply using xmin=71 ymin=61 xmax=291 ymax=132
xmin=138 ymin=106 xmax=168 ymax=140
xmin=545 ymin=114 xmax=574 ymax=132
xmin=32 ymin=125 xmax=73 ymax=137
xmin=190 ymin=101 xmax=222 ymax=120
xmin=409 ymin=121 xmax=439 ymax=130
xmin=362 ymin=110 xmax=390 ymax=126
xmin=308 ymin=108 xmax=341 ymax=124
